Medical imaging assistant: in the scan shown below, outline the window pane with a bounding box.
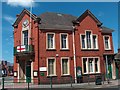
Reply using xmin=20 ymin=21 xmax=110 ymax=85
xmin=23 ymin=30 xmax=28 ymax=45
xmin=81 ymin=35 xmax=85 ymax=48
xmin=86 ymin=31 xmax=91 ymax=48
xmin=48 ymin=59 xmax=54 ymax=75
xmin=88 ymin=58 xmax=93 ymax=72
xmin=62 ymin=59 xmax=68 ymax=74
xmin=93 ymin=35 xmax=97 ymax=49
xmin=48 ymin=34 xmax=54 ymax=48
xmin=95 ymin=58 xmax=98 ymax=72
xmin=105 ymin=37 xmax=109 ymax=49
xmin=61 ymin=34 xmax=67 ymax=48
xmin=83 ymin=58 xmax=87 ymax=73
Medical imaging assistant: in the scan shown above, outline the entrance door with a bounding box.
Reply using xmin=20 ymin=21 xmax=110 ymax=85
xmin=115 ymin=63 xmax=119 ymax=79
xmin=26 ymin=61 xmax=31 ymax=83
xmin=108 ymin=60 xmax=112 ymax=79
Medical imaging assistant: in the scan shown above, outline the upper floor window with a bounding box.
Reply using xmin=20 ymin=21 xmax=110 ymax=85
xmin=81 ymin=35 xmax=86 ymax=49
xmin=93 ymin=35 xmax=98 ymax=49
xmin=104 ymin=36 xmax=111 ymax=50
xmin=22 ymin=30 xmax=28 ymax=45
xmin=86 ymin=31 xmax=91 ymax=48
xmin=61 ymin=34 xmax=68 ymax=49
xmin=81 ymin=31 xmax=98 ymax=49
xmin=47 ymin=33 xmax=55 ymax=49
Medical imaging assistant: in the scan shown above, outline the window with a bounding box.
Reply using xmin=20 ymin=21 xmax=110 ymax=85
xmin=80 ymin=31 xmax=98 ymax=49
xmin=48 ymin=58 xmax=55 ymax=76
xmin=22 ymin=30 xmax=28 ymax=45
xmin=82 ymin=57 xmax=100 ymax=74
xmin=95 ymin=58 xmax=99 ymax=72
xmin=61 ymin=34 xmax=68 ymax=49
xmin=86 ymin=31 xmax=91 ymax=48
xmin=104 ymin=36 xmax=111 ymax=50
xmin=81 ymin=35 xmax=86 ymax=49
xmin=88 ymin=58 xmax=94 ymax=73
xmin=61 ymin=58 xmax=69 ymax=75
xmin=47 ymin=33 xmax=55 ymax=49
xmin=83 ymin=58 xmax=87 ymax=73
xmin=93 ymin=35 xmax=98 ymax=49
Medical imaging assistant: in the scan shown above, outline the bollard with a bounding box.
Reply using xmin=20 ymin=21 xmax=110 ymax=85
xmin=50 ymin=76 xmax=52 ymax=89
xmin=28 ymin=82 xmax=29 ymax=90
xmin=2 ymin=77 xmax=4 ymax=90
xmin=88 ymin=74 xmax=90 ymax=84
xmin=38 ymin=77 xmax=40 ymax=85
xmin=70 ymin=76 xmax=72 ymax=87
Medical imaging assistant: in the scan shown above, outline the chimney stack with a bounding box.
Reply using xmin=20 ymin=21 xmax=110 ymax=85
xmin=16 ymin=14 xmax=20 ymax=18
xmin=118 ymin=48 xmax=120 ymax=53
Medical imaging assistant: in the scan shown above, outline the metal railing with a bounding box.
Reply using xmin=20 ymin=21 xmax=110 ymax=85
xmin=0 ymin=75 xmax=106 ymax=90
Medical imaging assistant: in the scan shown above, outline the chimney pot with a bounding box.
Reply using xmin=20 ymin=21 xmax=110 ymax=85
xmin=118 ymin=48 xmax=120 ymax=53
xmin=16 ymin=14 xmax=20 ymax=17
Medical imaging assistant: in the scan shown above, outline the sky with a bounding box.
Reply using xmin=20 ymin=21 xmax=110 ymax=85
xmin=1 ymin=1 xmax=118 ymax=63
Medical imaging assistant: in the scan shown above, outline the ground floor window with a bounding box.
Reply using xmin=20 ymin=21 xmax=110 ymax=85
xmin=61 ymin=57 xmax=70 ymax=75
xmin=82 ymin=57 xmax=100 ymax=74
xmin=48 ymin=58 xmax=56 ymax=76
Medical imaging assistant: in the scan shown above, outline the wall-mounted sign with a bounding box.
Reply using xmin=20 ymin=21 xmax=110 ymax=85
xmin=76 ymin=66 xmax=82 ymax=77
xmin=33 ymin=71 xmax=38 ymax=77
xmin=39 ymin=67 xmax=47 ymax=71
xmin=14 ymin=71 xmax=17 ymax=77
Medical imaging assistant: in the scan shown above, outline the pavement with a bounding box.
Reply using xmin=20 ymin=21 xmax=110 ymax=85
xmin=0 ymin=78 xmax=120 ymax=90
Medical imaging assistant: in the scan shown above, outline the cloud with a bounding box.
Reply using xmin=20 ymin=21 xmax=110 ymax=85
xmin=6 ymin=0 xmax=35 ymax=7
xmin=98 ymin=11 xmax=104 ymax=17
xmin=3 ymin=15 xmax=16 ymax=24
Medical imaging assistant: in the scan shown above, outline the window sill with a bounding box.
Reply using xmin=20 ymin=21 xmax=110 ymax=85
xmin=104 ymin=49 xmax=112 ymax=51
xmin=83 ymin=72 xmax=101 ymax=75
xmin=46 ymin=49 xmax=56 ymax=51
xmin=60 ymin=49 xmax=70 ymax=51
xmin=47 ymin=75 xmax=57 ymax=77
xmin=61 ymin=74 xmax=70 ymax=77
xmin=81 ymin=49 xmax=99 ymax=51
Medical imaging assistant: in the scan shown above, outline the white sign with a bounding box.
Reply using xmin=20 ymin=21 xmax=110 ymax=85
xmin=40 ymin=67 xmax=47 ymax=71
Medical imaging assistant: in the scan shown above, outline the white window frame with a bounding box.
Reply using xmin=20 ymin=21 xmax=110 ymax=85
xmin=61 ymin=57 xmax=70 ymax=76
xmin=46 ymin=33 xmax=55 ymax=49
xmin=80 ymin=30 xmax=99 ymax=50
xmin=103 ymin=35 xmax=111 ymax=50
xmin=60 ymin=33 xmax=69 ymax=50
xmin=22 ymin=30 xmax=29 ymax=45
xmin=80 ymin=34 xmax=87 ymax=49
xmin=47 ymin=57 xmax=56 ymax=76
xmin=82 ymin=57 xmax=100 ymax=74
xmin=85 ymin=30 xmax=93 ymax=49
xmin=92 ymin=34 xmax=98 ymax=49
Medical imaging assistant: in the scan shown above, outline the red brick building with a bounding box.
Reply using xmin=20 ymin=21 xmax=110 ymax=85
xmin=13 ymin=9 xmax=116 ymax=83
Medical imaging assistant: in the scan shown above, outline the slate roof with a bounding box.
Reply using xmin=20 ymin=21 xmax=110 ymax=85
xmin=13 ymin=9 xmax=114 ymax=33
xmin=115 ymin=53 xmax=120 ymax=60
xmin=101 ymin=26 xmax=114 ymax=33
xmin=37 ymin=12 xmax=77 ymax=30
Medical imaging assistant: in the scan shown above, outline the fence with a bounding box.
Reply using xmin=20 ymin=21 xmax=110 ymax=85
xmin=0 ymin=75 xmax=106 ymax=90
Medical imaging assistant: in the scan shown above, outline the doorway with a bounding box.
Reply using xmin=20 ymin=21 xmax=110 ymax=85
xmin=26 ymin=61 xmax=31 ymax=83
